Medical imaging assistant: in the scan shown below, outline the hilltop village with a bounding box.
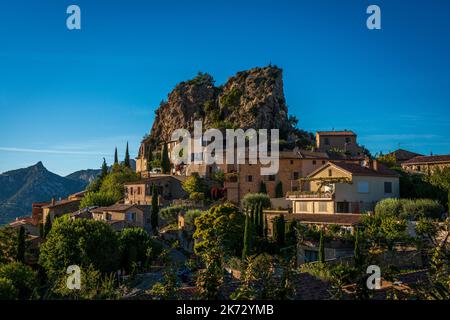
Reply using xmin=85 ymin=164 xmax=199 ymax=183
xmin=1 ymin=66 xmax=449 ymax=300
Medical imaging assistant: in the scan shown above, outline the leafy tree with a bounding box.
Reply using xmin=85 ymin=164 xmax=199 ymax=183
xmin=0 ymin=226 xmax=17 ymax=264
xmin=159 ymin=205 xmax=187 ymax=225
xmin=259 ymin=181 xmax=267 ymax=194
xmin=151 ymin=185 xmax=159 ymax=232
xmin=318 ymin=229 xmax=325 ymax=262
xmin=194 ymin=203 xmax=245 ymax=257
xmin=0 ymin=262 xmax=38 ymax=299
xmin=149 ymin=267 xmax=180 ymax=300
xmin=196 ymin=245 xmax=224 ymax=300
xmin=182 ymin=172 xmax=205 ymax=195
xmin=353 ymin=229 xmax=364 ymax=268
xmin=285 ymin=220 xmax=297 ymax=246
xmin=39 ymin=219 xmax=119 ymax=278
xmin=16 ymin=226 xmax=26 ymax=263
xmin=124 ymin=142 xmax=130 ymax=168
xmin=114 ymin=147 xmax=119 ymax=165
xmin=50 ymin=265 xmax=118 ymax=300
xmin=80 ymin=165 xmax=139 ymax=209
xmin=161 ymin=143 xmax=170 ymax=174
xmin=275 ymin=181 xmax=283 ymax=198
xmin=0 ymin=277 xmax=18 ymax=300
xmin=118 ymin=227 xmax=152 ymax=273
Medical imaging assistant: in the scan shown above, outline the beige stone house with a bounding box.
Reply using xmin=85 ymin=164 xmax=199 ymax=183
xmin=42 ymin=198 xmax=82 ymax=223
xmin=315 ymin=131 xmax=363 ymax=156
xmin=124 ymin=174 xmax=186 ymax=206
xmin=288 ymin=160 xmax=399 ymax=215
xmin=401 ymin=154 xmax=450 ymax=173
xmin=91 ymin=204 xmax=151 ymax=232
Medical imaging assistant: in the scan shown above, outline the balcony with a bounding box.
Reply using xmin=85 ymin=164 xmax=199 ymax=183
xmin=286 ymin=191 xmax=334 ymax=200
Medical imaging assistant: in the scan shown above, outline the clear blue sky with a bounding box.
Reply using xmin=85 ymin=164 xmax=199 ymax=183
xmin=1 ymin=0 xmax=449 ymax=176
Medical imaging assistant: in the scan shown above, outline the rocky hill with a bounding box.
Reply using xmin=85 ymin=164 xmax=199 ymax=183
xmin=147 ymin=66 xmax=313 ymax=148
xmin=66 ymin=169 xmax=102 ymax=184
xmin=0 ymin=162 xmax=87 ymax=225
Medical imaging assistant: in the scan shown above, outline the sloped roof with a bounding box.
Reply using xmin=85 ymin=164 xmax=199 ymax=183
xmin=388 ymin=149 xmax=423 ymax=161
xmin=402 ymin=154 xmax=450 ymax=165
xmin=317 ymin=131 xmax=356 ymax=136
xmin=43 ymin=199 xmax=80 ymax=209
xmin=331 ymin=162 xmax=399 ymax=177
xmin=92 ymin=204 xmax=138 ymax=213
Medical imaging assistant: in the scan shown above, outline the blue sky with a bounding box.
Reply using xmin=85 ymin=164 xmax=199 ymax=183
xmin=0 ymin=0 xmax=449 ymax=176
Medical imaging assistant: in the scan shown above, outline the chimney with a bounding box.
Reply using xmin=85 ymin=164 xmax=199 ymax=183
xmin=372 ymin=159 xmax=379 ymax=171
xmin=51 ymin=198 xmax=56 ymax=206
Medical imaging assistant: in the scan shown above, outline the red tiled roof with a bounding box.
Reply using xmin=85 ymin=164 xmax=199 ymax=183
xmin=388 ymin=149 xmax=423 ymax=161
xmin=317 ymin=131 xmax=356 ymax=136
xmin=92 ymin=204 xmax=137 ymax=213
xmin=42 ymin=199 xmax=80 ymax=209
xmin=331 ymin=161 xmax=399 ymax=177
xmin=402 ymin=154 xmax=450 ymax=165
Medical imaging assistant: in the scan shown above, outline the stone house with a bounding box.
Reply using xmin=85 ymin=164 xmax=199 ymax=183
xmin=401 ymin=154 xmax=450 ymax=173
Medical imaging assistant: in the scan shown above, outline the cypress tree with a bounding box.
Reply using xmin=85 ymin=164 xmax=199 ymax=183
xmin=161 ymin=143 xmax=170 ymax=174
xmin=318 ymin=229 xmax=325 ymax=263
xmin=259 ymin=181 xmax=267 ymax=194
xmin=250 ymin=204 xmax=255 ymax=231
xmin=242 ymin=211 xmax=252 ymax=260
xmin=124 ymin=142 xmax=130 ymax=168
xmin=353 ymin=229 xmax=364 ymax=269
xmin=151 ymin=185 xmax=159 ymax=232
xmin=16 ymin=226 xmax=26 ymax=263
xmin=101 ymin=158 xmax=108 ymax=180
xmin=43 ymin=217 xmax=52 ymax=238
xmin=258 ymin=202 xmax=264 ymax=237
xmin=39 ymin=223 xmax=44 ymax=239
xmin=264 ymin=214 xmax=269 ymax=239
xmin=114 ymin=147 xmax=119 ymax=165
xmin=274 ymin=215 xmax=285 ymax=247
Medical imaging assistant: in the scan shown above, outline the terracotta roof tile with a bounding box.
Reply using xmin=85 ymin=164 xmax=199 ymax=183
xmin=402 ymin=154 xmax=450 ymax=165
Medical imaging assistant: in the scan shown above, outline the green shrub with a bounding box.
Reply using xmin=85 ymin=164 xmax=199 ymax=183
xmin=375 ymin=198 xmax=444 ymax=219
xmin=159 ymin=205 xmax=187 ymax=225
xmin=0 ymin=277 xmax=18 ymax=300
xmin=242 ymin=193 xmax=271 ymax=210
xmin=0 ymin=262 xmax=38 ymax=299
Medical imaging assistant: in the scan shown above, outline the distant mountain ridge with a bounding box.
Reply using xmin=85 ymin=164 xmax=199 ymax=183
xmin=0 ymin=162 xmax=89 ymax=225
xmin=66 ymin=169 xmax=102 ymax=184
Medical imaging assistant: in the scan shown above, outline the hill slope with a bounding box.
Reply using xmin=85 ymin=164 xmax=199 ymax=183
xmin=0 ymin=162 xmax=86 ymax=225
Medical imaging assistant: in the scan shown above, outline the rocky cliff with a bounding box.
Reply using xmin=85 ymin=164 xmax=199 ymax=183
xmin=147 ymin=66 xmax=313 ymax=148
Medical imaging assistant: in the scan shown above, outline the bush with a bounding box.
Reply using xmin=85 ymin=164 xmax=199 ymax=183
xmin=375 ymin=198 xmax=444 ymax=219
xmin=0 ymin=262 xmax=38 ymax=299
xmin=0 ymin=277 xmax=18 ymax=300
xmin=242 ymin=193 xmax=271 ymax=210
xmin=189 ymin=192 xmax=205 ymax=202
xmin=159 ymin=205 xmax=187 ymax=225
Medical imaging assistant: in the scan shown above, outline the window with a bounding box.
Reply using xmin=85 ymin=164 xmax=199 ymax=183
xmin=290 ymin=160 xmax=294 ymax=165
xmin=268 ymin=175 xmax=276 ymax=181
xmin=345 ymin=137 xmax=351 ymax=143
xmin=292 ymin=172 xmax=299 ymax=180
xmin=312 ymin=160 xmax=317 ymax=165
xmin=328 ymin=169 xmax=333 ymax=177
xmin=324 ymin=137 xmax=330 ymax=145
xmin=126 ymin=212 xmax=136 ymax=222
xmin=318 ymin=202 xmax=328 ymax=212
xmin=105 ymin=213 xmax=112 ymax=221
xmin=336 ymin=202 xmax=349 ymax=213
xmin=137 ymin=187 xmax=141 ymax=195
xmin=357 ymin=181 xmax=369 ymax=193
xmin=322 ymin=160 xmax=326 ymax=165
xmin=130 ymin=187 xmax=134 ymax=195
xmin=245 ymin=175 xmax=253 ymax=182
xmin=305 ymin=250 xmax=318 ymax=262
xmin=384 ymin=181 xmax=392 ymax=194
xmin=298 ymin=202 xmax=308 ymax=212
